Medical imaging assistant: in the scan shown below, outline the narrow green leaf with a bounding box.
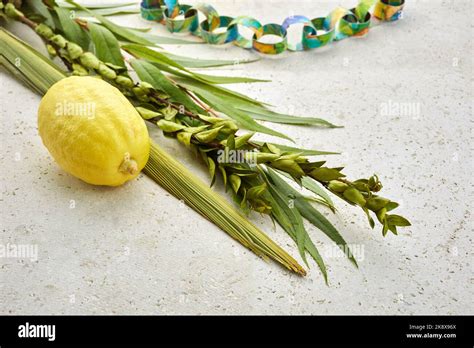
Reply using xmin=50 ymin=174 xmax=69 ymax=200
xmin=208 ymin=158 xmax=216 ymax=186
xmin=88 ymin=23 xmax=125 ymax=67
xmin=137 ymin=32 xmax=202 ymax=45
xmin=311 ymin=167 xmax=345 ymax=182
xmin=254 ymin=142 xmax=339 ymax=156
xmin=125 ymin=27 xmax=151 ymax=33
xmin=72 ymin=6 xmax=139 ymax=17
xmin=161 ymin=52 xmax=260 ymax=68
xmin=301 ymin=177 xmax=336 ymax=212
xmin=64 ymin=0 xmax=154 ymax=46
xmin=55 ymin=7 xmax=90 ymax=50
xmin=386 ymin=215 xmax=411 ymax=227
xmin=175 ymin=77 xmax=268 ymax=107
xmin=263 ymin=172 xmax=328 ymax=282
xmin=123 ymin=44 xmax=266 ymax=84
xmin=59 ymin=1 xmax=138 ymax=9
xmin=238 ymin=104 xmax=340 ymax=128
xmin=122 ymin=44 xmax=188 ymax=71
xmin=23 ymin=0 xmax=56 ymax=28
xmin=304 ymin=237 xmax=328 ymax=284
xmin=136 ymin=107 xmax=161 ymax=120
xmin=266 ymin=182 xmax=309 ymax=267
xmin=195 ymin=89 xmax=293 ymax=141
xmin=192 ymin=72 xmax=269 ymax=84
xmin=267 ymin=168 xmax=358 ymax=267
xmin=130 ymin=59 xmax=202 ymax=114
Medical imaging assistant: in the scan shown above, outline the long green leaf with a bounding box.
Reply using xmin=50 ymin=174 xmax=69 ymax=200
xmin=238 ymin=104 xmax=340 ymax=128
xmin=254 ymin=142 xmax=339 ymax=156
xmin=88 ymin=22 xmax=125 ymax=67
xmin=23 ymin=0 xmax=56 ymax=28
xmin=175 ymin=77 xmax=268 ymax=107
xmin=263 ymin=171 xmax=328 ymax=282
xmin=55 ymin=6 xmax=90 ymax=50
xmin=195 ymin=88 xmax=293 ymax=141
xmin=137 ymin=32 xmax=202 ymax=45
xmin=58 ymin=1 xmax=138 ymax=9
xmin=72 ymin=6 xmax=139 ymax=17
xmin=161 ymin=52 xmax=260 ymax=68
xmin=64 ymin=0 xmax=154 ymax=46
xmin=301 ymin=177 xmax=336 ymax=212
xmin=266 ymin=182 xmax=308 ymax=265
xmin=122 ymin=44 xmax=267 ymax=84
xmin=130 ymin=59 xmax=202 ymax=114
xmin=266 ymin=167 xmax=358 ymax=267
xmin=178 ymin=77 xmax=338 ymax=127
xmin=279 ymin=171 xmax=337 ymax=212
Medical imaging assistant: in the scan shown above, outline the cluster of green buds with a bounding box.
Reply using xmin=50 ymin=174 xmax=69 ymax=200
xmin=32 ymin=22 xmax=146 ymax=95
xmin=158 ymin=113 xmax=411 ymax=234
xmin=3 ymin=2 xmax=23 ymax=19
xmin=326 ymin=175 xmax=410 ymax=235
xmin=140 ymin=107 xmax=273 ymax=213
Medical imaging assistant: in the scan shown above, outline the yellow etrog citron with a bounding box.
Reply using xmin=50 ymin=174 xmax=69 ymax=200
xmin=38 ymin=76 xmax=150 ymax=186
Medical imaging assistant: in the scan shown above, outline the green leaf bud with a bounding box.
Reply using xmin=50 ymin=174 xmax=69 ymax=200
xmin=183 ymin=125 xmax=209 ymax=134
xmin=157 ymin=119 xmax=186 ymax=133
xmin=343 ymin=187 xmax=367 ymax=206
xmin=386 ymin=215 xmax=411 ymax=227
xmin=194 ymin=126 xmax=223 ymax=143
xmin=35 ymin=23 xmax=54 ymax=39
xmin=177 ymin=131 xmax=192 ymax=147
xmin=235 ymin=132 xmax=255 ymax=148
xmin=137 ymin=95 xmax=150 ymax=102
xmin=229 ymin=174 xmax=241 ymax=193
xmin=140 ymin=81 xmax=154 ymax=91
xmin=5 ymin=3 xmax=23 ymax=19
xmin=368 ymin=175 xmax=383 ymax=191
xmin=366 ymin=197 xmax=390 ymax=212
xmin=115 ymin=75 xmax=134 ymax=88
xmin=46 ymin=44 xmax=57 ymax=57
xmin=376 ymin=207 xmax=387 ymax=223
xmin=79 ymin=52 xmax=100 ymax=70
xmin=71 ymin=63 xmax=88 ymax=76
xmin=51 ymin=34 xmax=68 ymax=49
xmin=328 ymin=180 xmax=349 ymax=193
xmin=135 ymin=107 xmax=161 ymax=120
xmin=254 ymin=153 xmax=280 ymax=164
xmin=66 ymin=42 xmax=83 ymax=60
xmin=310 ymin=167 xmax=345 ymax=182
xmin=353 ymin=181 xmax=370 ymax=191
xmin=271 ymin=159 xmax=305 ymax=178
xmin=132 ymin=86 xmax=147 ymax=97
xmin=198 ymin=115 xmax=223 ymax=124
xmin=97 ymin=63 xmax=117 ymax=80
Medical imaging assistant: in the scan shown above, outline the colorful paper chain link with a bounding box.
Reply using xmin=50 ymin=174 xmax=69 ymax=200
xmin=141 ymin=0 xmax=405 ymax=54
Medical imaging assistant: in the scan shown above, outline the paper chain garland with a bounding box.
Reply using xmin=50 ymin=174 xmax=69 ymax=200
xmin=140 ymin=0 xmax=405 ymax=54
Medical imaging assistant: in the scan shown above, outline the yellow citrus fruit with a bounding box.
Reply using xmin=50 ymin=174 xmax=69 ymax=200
xmin=38 ymin=76 xmax=150 ymax=186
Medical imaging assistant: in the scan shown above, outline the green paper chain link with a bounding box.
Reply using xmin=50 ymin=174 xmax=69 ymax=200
xmin=141 ymin=0 xmax=405 ymax=55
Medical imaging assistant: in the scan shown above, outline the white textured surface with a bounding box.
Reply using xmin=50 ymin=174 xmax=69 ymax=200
xmin=0 ymin=0 xmax=473 ymax=315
